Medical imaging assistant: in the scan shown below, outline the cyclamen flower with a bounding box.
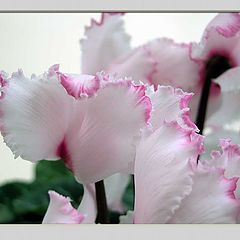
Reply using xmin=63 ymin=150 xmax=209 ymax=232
xmin=80 ymin=13 xmax=155 ymax=91
xmin=80 ymin=13 xmax=240 ymax=152
xmin=42 ymin=85 xmax=202 ymax=224
xmin=120 ymin=86 xmax=240 ymax=224
xmin=41 ymin=85 xmax=240 ymax=224
xmin=0 ymin=65 xmax=150 ymax=184
xmin=3 ymin=13 xmax=240 ymax=224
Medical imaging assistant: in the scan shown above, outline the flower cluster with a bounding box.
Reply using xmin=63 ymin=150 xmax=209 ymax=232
xmin=1 ymin=13 xmax=240 ymax=224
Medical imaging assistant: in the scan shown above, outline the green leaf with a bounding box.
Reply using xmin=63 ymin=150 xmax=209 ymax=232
xmin=0 ymin=160 xmax=84 ymax=223
xmin=0 ymin=204 xmax=15 ymax=223
xmin=34 ymin=160 xmax=72 ymax=182
xmin=122 ymin=177 xmax=134 ymax=210
xmin=0 ymin=159 xmax=134 ymax=223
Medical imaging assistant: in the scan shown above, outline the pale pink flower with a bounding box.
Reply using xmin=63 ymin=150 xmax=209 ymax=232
xmin=0 ymin=65 xmax=150 ymax=184
xmin=38 ymin=83 xmax=240 ymax=224
xmin=2 ymin=13 xmax=240 ymax=224
xmin=120 ymin=86 xmax=240 ymax=223
xmin=80 ymin=13 xmax=240 ymax=153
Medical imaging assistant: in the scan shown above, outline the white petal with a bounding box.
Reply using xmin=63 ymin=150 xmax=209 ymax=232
xmin=0 ymin=71 xmax=8 ymax=99
xmin=0 ymin=67 xmax=74 ymax=161
xmin=68 ymin=78 xmax=151 ymax=184
xmin=148 ymin=85 xmax=198 ymax=131
xmin=134 ymin=123 xmax=203 ymax=223
xmin=170 ymin=164 xmax=240 ymax=223
xmin=58 ymin=72 xmax=100 ymax=99
xmin=206 ymin=67 xmax=240 ymax=131
xmin=42 ymin=191 xmax=85 ymax=224
xmin=0 ymin=71 xmax=8 ymax=131
xmin=145 ymin=38 xmax=201 ymax=92
xmin=203 ymin=13 xmax=240 ymax=39
xmin=202 ymin=138 xmax=240 ymax=198
xmin=1 ymin=68 xmax=150 ymax=184
xmin=108 ymin=45 xmax=158 ymax=84
xmin=104 ymin=173 xmax=130 ymax=212
xmin=191 ymin=13 xmax=240 ymax=66
xmin=211 ymin=139 xmax=240 ymax=177
xmin=78 ymin=184 xmax=97 ymax=223
xmin=81 ymin=13 xmax=131 ymax=74
xmin=202 ymin=126 xmax=240 ymax=159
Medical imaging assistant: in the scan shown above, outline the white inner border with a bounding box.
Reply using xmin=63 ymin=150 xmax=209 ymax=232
xmin=0 ymin=0 xmax=239 ymax=11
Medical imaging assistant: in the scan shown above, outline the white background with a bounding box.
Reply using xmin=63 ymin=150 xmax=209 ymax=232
xmin=0 ymin=13 xmax=217 ymax=184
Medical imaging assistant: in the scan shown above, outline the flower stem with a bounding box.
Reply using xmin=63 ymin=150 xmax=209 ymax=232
xmin=195 ymin=75 xmax=212 ymax=136
xmin=195 ymin=55 xmax=232 ymax=161
xmin=132 ymin=174 xmax=135 ymax=197
xmin=95 ymin=180 xmax=109 ymax=224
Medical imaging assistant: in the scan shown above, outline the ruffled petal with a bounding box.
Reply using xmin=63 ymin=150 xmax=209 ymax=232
xmin=1 ymin=67 xmax=150 ymax=184
xmin=169 ymin=164 xmax=240 ymax=223
xmin=104 ymin=173 xmax=130 ymax=212
xmin=0 ymin=71 xmax=8 ymax=99
xmin=206 ymin=67 xmax=240 ymax=132
xmin=0 ymin=71 xmax=8 ymax=131
xmin=201 ymin=138 xmax=240 ymax=198
xmin=202 ymin=126 xmax=240 ymax=159
xmin=190 ymin=13 xmax=240 ymax=66
xmin=214 ymin=66 xmax=240 ymax=91
xmin=0 ymin=67 xmax=74 ymax=161
xmin=148 ymin=85 xmax=198 ymax=132
xmin=77 ymin=184 xmax=97 ymax=223
xmin=134 ymin=122 xmax=203 ymax=223
xmin=42 ymin=190 xmax=85 ymax=224
xmin=144 ymin=38 xmax=201 ymax=92
xmin=119 ymin=211 xmax=134 ymax=224
xmin=203 ymin=13 xmax=240 ymax=39
xmin=58 ymin=71 xmax=100 ymax=99
xmin=67 ymin=74 xmax=151 ymax=184
xmin=207 ymin=139 xmax=240 ymax=175
xmin=143 ymin=36 xmax=225 ymax=124
xmin=107 ymin=45 xmax=158 ymax=85
xmin=81 ymin=13 xmax=131 ymax=74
